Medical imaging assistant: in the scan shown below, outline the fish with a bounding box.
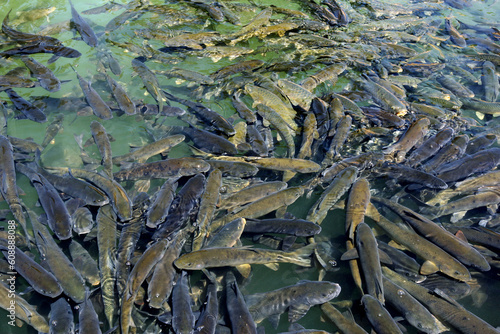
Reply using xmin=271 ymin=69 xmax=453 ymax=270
xmin=373 ymin=196 xmax=490 ymax=271
xmin=307 ymin=166 xmax=358 ymax=225
xmin=78 ymin=290 xmax=102 ymax=334
xmin=297 ymin=112 xmax=319 ymax=160
xmin=382 ymin=276 xmax=448 ymax=334
xmin=323 ymin=115 xmax=352 ymax=164
xmin=231 ymin=90 xmax=258 ymax=124
xmin=69 ymin=240 xmax=100 ymax=286
xmin=359 ymin=75 xmax=407 ymax=117
xmin=383 ymin=117 xmax=430 ymax=162
xmin=255 ymin=103 xmax=296 ymax=157
xmin=16 ymin=163 xmax=73 ymax=240
xmin=152 ymin=174 xmax=206 ymax=241
xmin=436 ymin=74 xmax=474 ymax=98
xmin=33 ymin=156 xmax=109 ymax=207
xmin=320 ymin=302 xmax=368 ymax=334
xmin=0 ymin=135 xmax=29 ymax=241
xmin=225 ymin=271 xmax=258 ymax=334
xmin=368 ymin=204 xmax=471 ymax=282
xmin=162 ymin=90 xmax=236 ymax=136
xmin=112 ymin=134 xmax=185 ymax=165
xmin=115 ymin=198 xmax=146 ymax=298
xmin=211 ymin=186 xmax=305 ymax=231
xmin=362 ymin=294 xmax=403 ymax=334
xmin=0 ymin=281 xmax=50 ymax=332
xmin=245 ymin=84 xmax=297 ymax=132
xmin=105 ymin=72 xmax=136 ymax=115
xmin=49 ymin=297 xmax=75 ymax=334
xmin=2 ymin=8 xmax=61 ymax=44
xmin=373 ymin=162 xmax=448 ymax=189
xmin=72 ymin=67 xmax=112 ymax=120
xmin=422 ymin=135 xmax=469 ymax=173
xmin=0 ymin=43 xmax=81 ymax=63
xmin=205 ymin=218 xmax=246 ymax=248
xmin=132 ymin=58 xmax=166 ymax=112
xmin=421 ymin=191 xmax=500 ymax=223
xmin=174 ymin=244 xmax=316 ymax=270
xmin=406 ymin=127 xmax=454 ymax=168
xmin=68 ymin=0 xmax=99 ymax=47
xmin=41 ymin=114 xmax=64 ymax=149
xmin=93 ymin=206 xmax=114 ymax=328
xmin=120 ymin=238 xmax=170 ymax=334
xmin=172 ymin=271 xmax=196 ymax=334
xmin=146 ymin=178 xmax=178 ymax=229
xmin=0 ymin=242 xmax=62 ymax=298
xmin=147 ymin=228 xmax=190 ymax=309
xmin=355 ymin=222 xmax=384 ymax=304
xmin=378 ymin=240 xmax=426 ymax=283
xmin=466 ymin=134 xmax=498 ymax=155
xmin=246 ymin=280 xmax=341 ymax=327
xmin=20 ymin=55 xmax=60 ymax=92
xmin=481 ymin=61 xmax=499 ymax=102
xmin=29 ymin=211 xmax=86 ymax=303
xmin=435 ymin=147 xmax=500 ymax=183
xmin=180 ymin=125 xmax=238 ymax=155
xmin=192 ymin=169 xmax=222 ymax=251
xmin=4 ymin=88 xmax=47 ymax=123
xmin=49 ymin=167 xmax=132 ymax=221
xmin=384 ymin=267 xmax=499 ymax=334
xmin=194 ymin=280 xmax=219 ymax=334
xmin=218 ymin=181 xmax=287 ymax=211
xmin=243 ymin=218 xmax=321 ymax=237
xmin=90 ymin=121 xmax=113 ymax=178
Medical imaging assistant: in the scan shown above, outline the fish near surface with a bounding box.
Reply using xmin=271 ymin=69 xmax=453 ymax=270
xmin=68 ymin=0 xmax=99 ymax=47
xmin=174 ymin=244 xmax=316 ymax=270
xmin=20 ymin=55 xmax=60 ymax=92
xmin=368 ymin=205 xmax=471 ymax=282
xmin=362 ymin=294 xmax=403 ymax=334
xmin=355 ymin=222 xmax=384 ymax=304
xmin=245 ymin=280 xmax=341 ymax=327
xmin=4 ymin=88 xmax=47 ymax=123
xmin=49 ymin=297 xmax=75 ymax=334
xmin=373 ymin=196 xmax=490 ymax=272
xmin=16 ymin=163 xmax=73 ymax=240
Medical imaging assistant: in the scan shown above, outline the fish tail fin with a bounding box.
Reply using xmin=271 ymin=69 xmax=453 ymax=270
xmin=287 ymin=243 xmax=316 ymax=267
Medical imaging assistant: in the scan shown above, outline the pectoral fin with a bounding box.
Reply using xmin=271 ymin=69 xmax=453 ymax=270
xmin=420 ymin=260 xmax=439 ymax=275
xmin=288 ymin=303 xmax=311 ymax=323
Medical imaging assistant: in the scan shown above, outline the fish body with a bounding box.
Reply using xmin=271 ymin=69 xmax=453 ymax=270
xmin=356 ymin=222 xmax=384 ymax=304
xmin=174 ymin=244 xmax=315 ymax=270
xmin=362 ymin=294 xmax=403 ymax=334
xmin=172 ymin=271 xmax=196 ymax=334
xmin=113 ymin=134 xmax=185 ymax=164
xmin=49 ymin=297 xmax=75 ymax=334
xmin=307 ymin=166 xmax=358 ymax=225
xmin=5 ymin=88 xmax=47 ymax=123
xmin=0 ymin=243 xmax=62 ymax=297
xmin=31 ymin=212 xmax=86 ymax=303
xmin=68 ymin=0 xmax=98 ymax=47
xmin=114 ymin=157 xmax=210 ymax=181
xmin=21 ymin=55 xmax=60 ymax=92
xmin=16 ymin=163 xmax=73 ymax=240
xmin=246 ymin=280 xmax=341 ymax=326
xmin=78 ymin=291 xmax=102 ymax=334
xmin=73 ymin=68 xmax=112 ymax=119
xmin=69 ymin=240 xmax=100 ymax=286
xmin=105 ymin=73 xmax=135 ymax=115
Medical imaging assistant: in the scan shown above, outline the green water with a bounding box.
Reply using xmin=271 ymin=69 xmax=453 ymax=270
xmin=1 ymin=0 xmax=500 ymax=333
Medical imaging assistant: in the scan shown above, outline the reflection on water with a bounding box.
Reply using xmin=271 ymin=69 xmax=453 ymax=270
xmin=1 ymin=0 xmax=500 ymax=333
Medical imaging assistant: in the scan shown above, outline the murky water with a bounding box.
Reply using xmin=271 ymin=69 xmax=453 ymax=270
xmin=1 ymin=0 xmax=500 ymax=333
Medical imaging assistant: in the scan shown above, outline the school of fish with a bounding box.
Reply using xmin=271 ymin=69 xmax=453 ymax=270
xmin=0 ymin=0 xmax=500 ymax=333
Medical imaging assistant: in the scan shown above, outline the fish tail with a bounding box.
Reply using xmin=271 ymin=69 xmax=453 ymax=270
xmin=287 ymin=243 xmax=316 ymax=267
